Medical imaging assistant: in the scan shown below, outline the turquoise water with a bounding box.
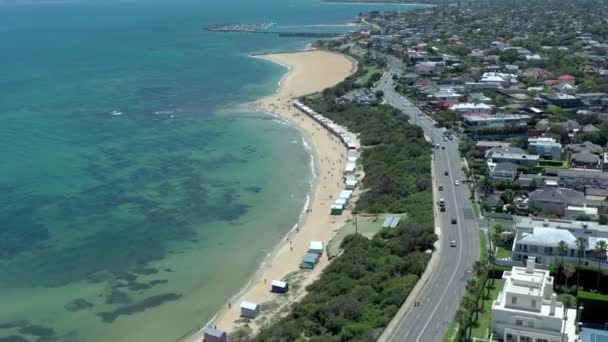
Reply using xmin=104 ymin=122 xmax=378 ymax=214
xmin=0 ymin=1 xmax=419 ymax=341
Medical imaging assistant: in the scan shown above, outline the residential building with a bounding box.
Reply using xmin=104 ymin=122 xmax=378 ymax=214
xmin=512 ymin=216 xmax=608 ymax=267
xmin=489 ymin=162 xmax=519 ymax=181
xmin=545 ymin=168 xmax=608 ymax=190
xmin=475 ymin=140 xmax=511 ymax=156
xmin=568 ymin=141 xmax=603 ymax=155
xmin=449 ymin=102 xmax=494 ymax=114
xmin=462 ymin=113 xmax=530 ymax=128
xmin=542 ymin=93 xmax=583 ymax=108
xmin=415 ymin=61 xmax=445 ymax=75
xmin=486 ymin=147 xmax=540 ymax=167
xmin=491 ymin=258 xmax=578 ymax=342
xmin=528 ymin=187 xmax=585 ymax=216
xmin=528 ymin=137 xmax=562 ymax=159
xmin=570 ymin=150 xmax=600 ymax=169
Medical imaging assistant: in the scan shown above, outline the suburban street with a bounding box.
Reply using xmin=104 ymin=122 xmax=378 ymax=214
xmin=379 ymin=56 xmax=481 ymax=342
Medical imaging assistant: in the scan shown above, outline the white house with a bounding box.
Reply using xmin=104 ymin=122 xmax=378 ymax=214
xmin=491 ymin=258 xmax=578 ymax=342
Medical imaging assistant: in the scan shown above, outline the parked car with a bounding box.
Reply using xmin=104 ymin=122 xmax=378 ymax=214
xmin=450 ymin=240 xmax=457 ymax=247
xmin=454 ymin=180 xmax=460 ymax=186
xmin=451 ymin=218 xmax=457 ymax=224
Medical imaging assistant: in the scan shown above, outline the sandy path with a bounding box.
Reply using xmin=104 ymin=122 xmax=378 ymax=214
xmin=186 ymin=50 xmax=358 ymax=340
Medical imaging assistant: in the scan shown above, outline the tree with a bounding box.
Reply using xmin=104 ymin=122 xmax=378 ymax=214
xmin=563 ymin=264 xmax=575 ymax=288
xmin=466 ymin=277 xmax=481 ymax=320
xmin=558 ymin=294 xmax=576 ymax=311
xmin=558 ymin=240 xmax=569 ymax=283
xmin=576 ymin=237 xmax=588 ymax=292
xmin=594 ymin=240 xmax=607 ymax=289
xmin=455 ymin=307 xmax=473 ymax=340
xmin=599 ymin=214 xmax=608 ymax=225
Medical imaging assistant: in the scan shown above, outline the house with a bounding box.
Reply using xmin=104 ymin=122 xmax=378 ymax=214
xmin=528 ymin=137 xmax=562 ymax=159
xmin=475 ymin=141 xmax=511 ymax=155
xmin=449 ymin=102 xmax=493 ymax=114
xmin=558 ymin=74 xmax=576 ymax=85
xmin=528 ymin=187 xmax=585 ymax=216
xmin=546 ymin=168 xmax=608 ymax=190
xmin=465 ymin=82 xmax=501 ymax=91
xmin=570 ymin=150 xmax=600 ymax=169
xmin=491 ymin=258 xmax=578 ymax=342
xmin=462 ymin=113 xmax=530 ymax=128
xmin=511 ymin=216 xmax=608 ymax=267
xmin=271 ymin=280 xmax=289 ymax=294
xmin=415 ymin=61 xmax=445 ymax=75
xmin=542 ymin=93 xmax=583 ymax=108
xmin=301 ymin=252 xmax=319 ymax=269
xmin=485 ymin=147 xmax=540 ymax=167
xmin=581 ymin=124 xmax=600 ymax=133
xmin=468 ymin=92 xmax=492 ymax=103
xmin=568 ymin=141 xmax=603 ymax=155
xmin=489 ymin=162 xmax=519 ymax=181
xmin=203 ymin=327 xmax=227 ymax=342
xmin=240 ymin=301 xmax=261 ymax=319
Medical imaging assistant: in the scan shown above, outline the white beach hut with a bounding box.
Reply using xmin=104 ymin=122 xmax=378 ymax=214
xmin=345 ymin=179 xmax=358 ymax=190
xmin=308 ymin=241 xmax=324 ymax=255
xmin=344 ymin=162 xmax=356 ymax=175
xmin=271 ymin=280 xmax=289 ymax=294
xmin=339 ymin=190 xmax=353 ymax=203
xmin=240 ymin=301 xmax=261 ymax=318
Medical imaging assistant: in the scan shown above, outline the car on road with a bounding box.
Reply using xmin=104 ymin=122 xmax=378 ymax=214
xmin=444 ymin=171 xmax=448 ymax=176
xmin=441 ymin=145 xmax=446 ymax=150
xmin=450 ymin=240 xmax=457 ymax=247
xmin=448 ymin=135 xmax=453 ymax=140
xmin=443 ymin=136 xmax=448 ymax=142
xmin=440 ymin=206 xmax=445 ymax=212
xmin=454 ymin=180 xmax=460 ymax=186
xmin=451 ymin=218 xmax=457 ymax=224
xmin=438 ymin=185 xmax=443 ymax=191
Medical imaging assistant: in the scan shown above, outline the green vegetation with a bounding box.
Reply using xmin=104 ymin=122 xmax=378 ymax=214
xmin=327 ymin=215 xmax=386 ymax=258
xmin=471 ymin=200 xmax=481 ymax=219
xmin=255 ymin=80 xmax=436 ymax=341
xmin=479 ymin=230 xmax=488 ymax=260
xmin=538 ymin=159 xmax=568 ymax=168
xmin=578 ymin=290 xmax=608 ymax=325
xmin=471 ymin=279 xmax=504 ymax=339
xmin=495 ymin=247 xmax=512 ymax=260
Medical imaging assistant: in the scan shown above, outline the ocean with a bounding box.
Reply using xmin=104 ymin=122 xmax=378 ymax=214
xmin=0 ymin=0 xmax=419 ymax=341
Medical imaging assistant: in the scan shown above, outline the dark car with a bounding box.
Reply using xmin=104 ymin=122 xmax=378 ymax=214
xmin=451 ymin=218 xmax=457 ymax=224
xmin=444 ymin=171 xmax=449 ymax=176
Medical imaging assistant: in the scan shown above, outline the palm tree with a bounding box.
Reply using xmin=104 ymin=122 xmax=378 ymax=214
xmin=562 ymin=264 xmax=575 ymax=288
xmin=466 ymin=278 xmax=481 ymax=320
xmin=557 ymin=240 xmax=569 ymax=284
xmin=576 ymin=237 xmax=587 ymax=292
xmin=594 ymin=240 xmax=607 ymax=289
xmin=455 ymin=307 xmax=472 ymax=340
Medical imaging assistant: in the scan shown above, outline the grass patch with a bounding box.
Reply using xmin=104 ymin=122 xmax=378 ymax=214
xmin=496 ymin=246 xmax=512 ymax=259
xmin=480 ymin=230 xmax=488 ymax=260
xmin=578 ymin=290 xmax=608 ymax=301
xmin=471 ymin=279 xmax=504 ymax=339
xmin=471 ymin=200 xmax=481 ymax=218
xmin=443 ymin=319 xmax=459 ymax=342
xmin=358 ymin=67 xmax=383 ymax=85
xmin=327 ymin=214 xmax=386 ymax=258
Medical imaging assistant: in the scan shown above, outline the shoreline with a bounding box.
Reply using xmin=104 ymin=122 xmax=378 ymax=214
xmin=185 ymin=50 xmax=358 ymax=340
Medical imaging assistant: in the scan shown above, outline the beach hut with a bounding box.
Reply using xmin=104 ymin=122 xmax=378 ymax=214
xmin=335 ymin=198 xmax=347 ymax=208
xmin=301 ymin=252 xmax=319 ymax=269
xmin=344 ymin=162 xmax=356 ymax=175
xmin=203 ymin=327 xmax=227 ymax=342
xmin=339 ymin=190 xmax=353 ymax=203
xmin=271 ymin=280 xmax=289 ymax=294
xmin=345 ymin=179 xmax=358 ymax=190
xmin=309 ymin=241 xmax=324 ymax=255
xmin=331 ymin=204 xmax=343 ymax=215
xmin=347 ymin=142 xmax=358 ymax=151
xmin=240 ymin=301 xmax=261 ymax=319
xmin=347 ymin=150 xmax=358 ymax=158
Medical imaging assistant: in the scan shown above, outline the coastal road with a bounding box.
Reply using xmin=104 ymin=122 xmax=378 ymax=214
xmin=378 ymin=55 xmax=481 ymax=342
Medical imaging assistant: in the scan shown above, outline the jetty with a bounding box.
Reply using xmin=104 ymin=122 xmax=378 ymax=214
xmin=204 ymin=23 xmax=345 ymax=38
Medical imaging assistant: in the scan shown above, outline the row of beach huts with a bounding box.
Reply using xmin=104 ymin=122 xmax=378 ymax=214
xmin=292 ymin=100 xmax=360 ymax=216
xmin=201 ymin=241 xmax=324 ymax=342
xmin=201 ymin=101 xmax=362 ymax=342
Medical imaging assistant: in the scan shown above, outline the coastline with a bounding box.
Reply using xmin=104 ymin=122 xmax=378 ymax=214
xmin=186 ymin=50 xmax=358 ymax=340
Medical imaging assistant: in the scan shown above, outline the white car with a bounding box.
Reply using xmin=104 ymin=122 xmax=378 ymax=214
xmin=450 ymin=240 xmax=457 ymax=247
xmin=454 ymin=180 xmax=460 ymax=186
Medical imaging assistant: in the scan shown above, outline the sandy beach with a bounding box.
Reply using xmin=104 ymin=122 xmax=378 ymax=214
xmin=187 ymin=50 xmax=359 ymax=339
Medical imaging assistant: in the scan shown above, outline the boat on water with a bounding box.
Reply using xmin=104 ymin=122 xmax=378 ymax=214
xmin=110 ymin=110 xmax=123 ymax=116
